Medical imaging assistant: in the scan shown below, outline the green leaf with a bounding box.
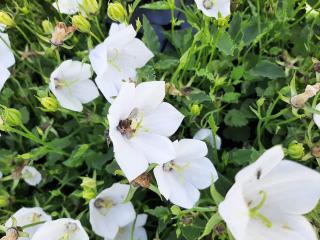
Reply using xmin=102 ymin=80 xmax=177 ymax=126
xmin=140 ymin=1 xmax=172 ymax=10
xmin=155 ymin=58 xmax=179 ymax=70
xmin=137 ymin=65 xmax=156 ymax=81
xmin=224 ymin=109 xmax=249 ymax=127
xmin=142 ymin=15 xmax=160 ymax=53
xmin=198 ymin=213 xmax=222 ymax=239
xmin=222 ymin=92 xmax=241 ymax=103
xmin=63 ymin=144 xmax=89 ymax=168
xmin=249 ymin=60 xmax=285 ymax=79
xmin=217 ymin=31 xmax=235 ymax=56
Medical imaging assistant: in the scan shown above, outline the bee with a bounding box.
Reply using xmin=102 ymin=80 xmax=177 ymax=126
xmin=117 ymin=108 xmax=139 ymax=138
xmin=50 ymin=22 xmax=76 ymax=46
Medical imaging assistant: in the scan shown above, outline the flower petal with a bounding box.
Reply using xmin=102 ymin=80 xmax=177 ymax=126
xmin=72 ymin=80 xmax=99 ymax=104
xmin=108 ymin=202 xmax=136 ymax=227
xmin=0 ymin=66 xmax=10 ymax=91
xmin=0 ymin=32 xmax=15 ymax=69
xmin=89 ymin=41 xmax=108 ymax=75
xmin=52 ymin=88 xmax=83 ymax=112
xmin=174 ymin=139 xmax=208 ymax=160
xmin=154 ymin=166 xmax=171 ymax=199
xmin=313 ymin=103 xmax=320 ymax=128
xmin=193 ymin=128 xmax=222 ymax=150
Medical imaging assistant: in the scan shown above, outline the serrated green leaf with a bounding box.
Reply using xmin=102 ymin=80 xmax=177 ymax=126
xmin=217 ymin=31 xmax=235 ymax=56
xmin=142 ymin=15 xmax=160 ymax=53
xmin=224 ymin=109 xmax=249 ymax=127
xmin=63 ymin=144 xmax=89 ymax=167
xmin=222 ymin=92 xmax=241 ymax=103
xmin=249 ymin=60 xmax=285 ymax=79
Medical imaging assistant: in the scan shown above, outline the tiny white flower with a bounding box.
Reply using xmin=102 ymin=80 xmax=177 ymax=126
xmin=154 ymin=139 xmax=218 ymax=209
xmin=49 ymin=60 xmax=99 ymax=112
xmin=108 ymin=81 xmax=184 ymax=181
xmin=31 ymin=218 xmax=89 ymax=240
xmin=313 ymin=103 xmax=320 ymax=128
xmin=5 ymin=207 xmax=51 ymax=240
xmin=219 ymin=145 xmax=320 ymax=240
xmin=21 ymin=166 xmax=42 ymax=186
xmin=109 ymin=214 xmax=148 ymax=240
xmin=89 ymin=23 xmax=153 ymax=102
xmin=52 ymin=0 xmax=83 ymax=15
xmin=194 ymin=0 xmax=230 ymax=18
xmin=0 ymin=32 xmax=15 ymax=91
xmin=193 ymin=128 xmax=222 ymax=150
xmin=89 ymin=183 xmax=136 ymax=239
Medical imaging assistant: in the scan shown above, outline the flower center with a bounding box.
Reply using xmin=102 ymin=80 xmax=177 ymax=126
xmin=202 ymin=0 xmax=215 ymax=9
xmin=54 ymin=78 xmax=78 ymax=91
xmin=117 ymin=108 xmax=144 ymax=138
xmin=31 ymin=213 xmax=42 ymax=223
xmin=249 ymin=191 xmax=272 ymax=228
xmin=94 ymin=197 xmax=114 ymax=215
xmin=107 ymin=48 xmax=121 ymax=72
xmin=58 ymin=223 xmax=78 ymax=240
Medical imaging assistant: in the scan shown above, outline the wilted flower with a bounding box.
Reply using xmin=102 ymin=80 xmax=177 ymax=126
xmin=154 ymin=139 xmax=218 ymax=209
xmin=52 ymin=0 xmax=83 ymax=15
xmin=110 ymin=214 xmax=148 ymax=240
xmin=50 ymin=22 xmax=76 ymax=46
xmin=5 ymin=207 xmax=51 ymax=240
xmin=0 ymin=31 xmax=15 ymax=91
xmin=72 ymin=15 xmax=91 ymax=33
xmin=193 ymin=128 xmax=222 ymax=150
xmin=89 ymin=183 xmax=136 ymax=239
xmin=21 ymin=166 xmax=42 ymax=186
xmin=194 ymin=0 xmax=230 ymax=18
xmin=107 ymin=2 xmax=128 ymax=23
xmin=31 ymin=218 xmax=89 ymax=240
xmin=108 ymin=81 xmax=184 ymax=181
xmin=49 ymin=60 xmax=99 ymax=112
xmin=313 ymin=103 xmax=320 ymax=128
xmin=291 ymin=83 xmax=320 ymax=108
xmin=89 ymin=23 xmax=153 ymax=102
xmin=219 ymin=145 xmax=320 ymax=240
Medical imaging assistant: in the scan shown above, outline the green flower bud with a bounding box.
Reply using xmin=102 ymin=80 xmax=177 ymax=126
xmin=81 ymin=177 xmax=97 ymax=201
xmin=107 ymin=2 xmax=128 ymax=23
xmin=190 ymin=104 xmax=202 ymax=116
xmin=0 ymin=11 xmax=15 ymax=27
xmin=72 ymin=15 xmax=91 ymax=33
xmin=170 ymin=205 xmax=181 ymax=215
xmin=42 ymin=20 xmax=54 ymax=34
xmin=0 ymin=189 xmax=10 ymax=207
xmin=1 ymin=107 xmax=22 ymax=126
xmin=287 ymin=141 xmax=305 ymax=159
xmin=256 ymin=97 xmax=265 ymax=107
xmin=38 ymin=96 xmax=59 ymax=112
xmin=82 ymin=0 xmax=99 ymax=15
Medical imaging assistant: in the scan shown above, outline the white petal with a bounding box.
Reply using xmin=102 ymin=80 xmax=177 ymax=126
xmin=21 ymin=166 xmax=42 ymax=186
xmin=89 ymin=41 xmax=108 ymax=75
xmin=0 ymin=65 xmax=10 ymax=91
xmin=154 ymin=166 xmax=171 ymax=199
xmin=174 ymin=139 xmax=208 ymax=159
xmin=193 ymin=128 xmax=222 ymax=150
xmin=218 ymin=182 xmax=250 ymax=240
xmin=97 ymin=183 xmax=130 ymax=203
xmin=108 ymin=203 xmax=136 ymax=227
xmin=142 ymin=102 xmax=184 ymax=136
xmin=134 ymin=81 xmax=165 ymax=112
xmin=109 ymin=129 xmax=149 ymax=181
xmin=52 ymin=89 xmax=83 ymax=112
xmin=105 ymin=24 xmax=136 ymax=49
xmin=32 ymin=218 xmax=89 ymax=240
xmin=313 ymin=103 xmax=320 ymax=128
xmin=194 ymin=0 xmax=230 ymax=18
xmin=52 ymin=0 xmax=81 ymax=14
xmin=130 ymin=133 xmax=176 ymax=164
xmin=71 ymin=80 xmax=99 ymax=103
xmin=235 ymin=145 xmax=284 ymax=183
xmin=135 ymin=214 xmax=148 ymax=227
xmin=0 ymin=32 xmax=15 ymax=69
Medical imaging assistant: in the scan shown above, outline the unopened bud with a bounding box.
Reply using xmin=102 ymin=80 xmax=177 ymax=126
xmin=107 ymin=2 xmax=128 ymax=23
xmin=81 ymin=177 xmax=96 ymax=201
xmin=287 ymin=141 xmax=304 ymax=159
xmin=42 ymin=20 xmax=54 ymax=34
xmin=190 ymin=104 xmax=202 ymax=116
xmin=38 ymin=96 xmax=59 ymax=112
xmin=1 ymin=107 xmax=22 ymax=126
xmin=72 ymin=15 xmax=91 ymax=33
xmin=0 ymin=11 xmax=15 ymax=28
xmin=81 ymin=0 xmax=99 ymax=15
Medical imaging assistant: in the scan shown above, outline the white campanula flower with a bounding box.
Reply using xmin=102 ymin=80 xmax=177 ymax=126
xmin=21 ymin=166 xmax=42 ymax=186
xmin=313 ymin=103 xmax=320 ymax=128
xmin=109 ymin=214 xmax=148 ymax=240
xmin=108 ymin=81 xmax=184 ymax=181
xmin=193 ymin=128 xmax=222 ymax=150
xmin=219 ymin=145 xmax=320 ymax=240
xmin=49 ymin=60 xmax=99 ymax=112
xmin=31 ymin=218 xmax=89 ymax=240
xmin=89 ymin=23 xmax=153 ymax=102
xmin=194 ymin=0 xmax=230 ymax=18
xmin=154 ymin=139 xmax=218 ymax=209
xmin=5 ymin=207 xmax=51 ymax=240
xmin=0 ymin=31 xmax=15 ymax=91
xmin=52 ymin=0 xmax=83 ymax=15
xmin=89 ymin=183 xmax=136 ymax=239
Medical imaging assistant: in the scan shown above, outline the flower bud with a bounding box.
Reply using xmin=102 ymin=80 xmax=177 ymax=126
xmin=287 ymin=141 xmax=304 ymax=159
xmin=72 ymin=15 xmax=91 ymax=33
xmin=81 ymin=177 xmax=96 ymax=189
xmin=1 ymin=107 xmax=22 ymax=126
xmin=190 ymin=104 xmax=202 ymax=116
xmin=82 ymin=0 xmax=99 ymax=15
xmin=38 ymin=96 xmax=59 ymax=112
xmin=256 ymin=97 xmax=265 ymax=107
xmin=0 ymin=11 xmax=15 ymax=27
xmin=107 ymin=2 xmax=128 ymax=23
xmin=81 ymin=177 xmax=97 ymax=201
xmin=0 ymin=189 xmax=10 ymax=207
xmin=42 ymin=20 xmax=54 ymax=34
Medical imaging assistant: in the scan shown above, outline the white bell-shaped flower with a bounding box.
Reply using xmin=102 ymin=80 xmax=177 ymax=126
xmin=154 ymin=139 xmax=218 ymax=209
xmin=5 ymin=207 xmax=51 ymax=240
xmin=193 ymin=128 xmax=222 ymax=150
xmin=219 ymin=145 xmax=320 ymax=240
xmin=194 ymin=0 xmax=230 ymax=18
xmin=89 ymin=183 xmax=136 ymax=239
xmin=52 ymin=0 xmax=83 ymax=15
xmin=0 ymin=31 xmax=15 ymax=91
xmin=49 ymin=60 xmax=99 ymax=112
xmin=21 ymin=166 xmax=42 ymax=186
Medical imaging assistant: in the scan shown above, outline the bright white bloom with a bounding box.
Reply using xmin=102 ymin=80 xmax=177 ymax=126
xmin=52 ymin=0 xmax=83 ymax=15
xmin=49 ymin=60 xmax=99 ymax=112
xmin=31 ymin=218 xmax=88 ymax=240
xmin=0 ymin=32 xmax=15 ymax=91
xmin=109 ymin=214 xmax=148 ymax=240
xmin=313 ymin=103 xmax=320 ymax=128
xmin=194 ymin=0 xmax=230 ymax=18
xmin=219 ymin=145 xmax=320 ymax=240
xmin=108 ymin=81 xmax=184 ymax=181
xmin=154 ymin=139 xmax=218 ymax=209
xmin=89 ymin=23 xmax=153 ymax=102
xmin=193 ymin=128 xmax=222 ymax=150
xmin=5 ymin=207 xmax=51 ymax=240
xmin=89 ymin=183 xmax=136 ymax=239
xmin=21 ymin=166 xmax=42 ymax=186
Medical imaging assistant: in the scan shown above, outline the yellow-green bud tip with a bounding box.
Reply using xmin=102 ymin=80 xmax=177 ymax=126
xmin=107 ymin=2 xmax=128 ymax=23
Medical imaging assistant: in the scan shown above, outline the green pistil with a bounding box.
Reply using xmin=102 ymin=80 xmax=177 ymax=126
xmin=249 ymin=191 xmax=273 ymax=228
xmin=130 ymin=112 xmax=144 ymax=138
xmin=107 ymin=49 xmax=121 ymax=72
